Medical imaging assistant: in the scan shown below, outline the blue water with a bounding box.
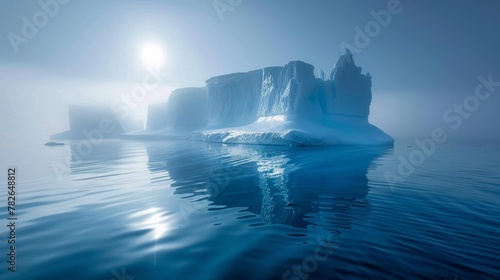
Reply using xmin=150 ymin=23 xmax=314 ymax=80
xmin=0 ymin=139 xmax=499 ymax=279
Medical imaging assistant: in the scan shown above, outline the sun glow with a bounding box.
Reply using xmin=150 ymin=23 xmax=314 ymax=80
xmin=141 ymin=43 xmax=165 ymax=69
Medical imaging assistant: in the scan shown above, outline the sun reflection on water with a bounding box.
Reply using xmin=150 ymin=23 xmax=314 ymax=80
xmin=130 ymin=207 xmax=170 ymax=240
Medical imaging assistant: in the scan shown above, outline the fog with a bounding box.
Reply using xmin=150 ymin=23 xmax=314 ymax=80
xmin=370 ymin=89 xmax=500 ymax=141
xmin=1 ymin=0 xmax=500 ymax=144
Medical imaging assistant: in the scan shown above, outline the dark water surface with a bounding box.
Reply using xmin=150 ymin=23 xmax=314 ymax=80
xmin=0 ymin=139 xmax=499 ymax=279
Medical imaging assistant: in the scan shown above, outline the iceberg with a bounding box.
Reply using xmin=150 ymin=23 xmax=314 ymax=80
xmin=126 ymin=87 xmax=208 ymax=139
xmin=127 ymin=49 xmax=393 ymax=146
xmin=51 ymin=105 xmax=142 ymax=140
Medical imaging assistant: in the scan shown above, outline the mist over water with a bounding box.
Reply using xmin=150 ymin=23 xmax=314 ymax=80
xmin=2 ymin=1 xmax=500 ymax=144
xmin=370 ymin=89 xmax=500 ymax=141
xmin=1 ymin=139 xmax=499 ymax=279
xmin=2 ymin=85 xmax=499 ymax=145
xmin=1 ymin=1 xmax=500 ymax=279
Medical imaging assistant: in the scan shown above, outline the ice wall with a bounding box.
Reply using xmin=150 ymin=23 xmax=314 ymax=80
xmin=165 ymin=87 xmax=208 ymax=130
xmin=257 ymin=66 xmax=283 ymax=116
xmin=145 ymin=87 xmax=207 ymax=132
xmin=206 ymin=70 xmax=262 ymax=128
xmin=208 ymin=57 xmax=366 ymax=120
xmin=257 ymin=62 xmax=322 ymax=118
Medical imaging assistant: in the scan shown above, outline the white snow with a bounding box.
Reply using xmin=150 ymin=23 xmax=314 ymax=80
xmin=189 ymin=115 xmax=393 ymax=146
xmin=123 ymin=50 xmax=393 ymax=146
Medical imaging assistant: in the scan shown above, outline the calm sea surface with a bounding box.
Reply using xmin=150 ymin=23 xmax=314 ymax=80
xmin=0 ymin=139 xmax=499 ymax=279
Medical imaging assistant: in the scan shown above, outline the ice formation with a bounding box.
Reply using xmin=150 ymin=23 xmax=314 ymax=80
xmin=128 ymin=87 xmax=208 ymax=139
xmin=127 ymin=50 xmax=393 ymax=145
xmin=51 ymin=105 xmax=142 ymax=140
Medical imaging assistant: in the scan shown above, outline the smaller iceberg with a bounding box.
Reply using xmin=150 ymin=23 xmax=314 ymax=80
xmin=45 ymin=141 xmax=64 ymax=146
xmin=126 ymin=50 xmax=393 ymax=146
xmin=51 ymin=105 xmax=142 ymax=140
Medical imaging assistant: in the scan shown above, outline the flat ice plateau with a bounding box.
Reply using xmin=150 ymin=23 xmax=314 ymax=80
xmin=188 ymin=115 xmax=392 ymax=146
xmin=127 ymin=50 xmax=393 ymax=146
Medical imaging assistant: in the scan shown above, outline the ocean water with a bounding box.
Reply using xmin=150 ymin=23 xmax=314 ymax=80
xmin=0 ymin=139 xmax=499 ymax=279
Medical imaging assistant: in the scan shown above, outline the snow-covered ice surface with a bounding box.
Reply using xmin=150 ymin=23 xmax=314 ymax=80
xmin=189 ymin=115 xmax=392 ymax=146
xmin=124 ymin=50 xmax=393 ymax=146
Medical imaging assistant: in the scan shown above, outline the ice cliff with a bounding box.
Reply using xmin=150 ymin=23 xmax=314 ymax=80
xmin=124 ymin=50 xmax=393 ymax=146
xmin=142 ymin=87 xmax=208 ymax=138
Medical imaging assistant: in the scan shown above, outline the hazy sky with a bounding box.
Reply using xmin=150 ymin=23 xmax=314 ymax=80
xmin=1 ymin=0 xmax=500 ymax=140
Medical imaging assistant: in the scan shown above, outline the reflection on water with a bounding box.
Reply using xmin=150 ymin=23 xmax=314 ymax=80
xmin=145 ymin=142 xmax=389 ymax=232
xmin=65 ymin=140 xmax=392 ymax=279
xmin=141 ymin=141 xmax=390 ymax=279
xmin=4 ymin=139 xmax=498 ymax=279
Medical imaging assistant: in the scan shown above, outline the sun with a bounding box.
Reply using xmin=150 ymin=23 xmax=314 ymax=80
xmin=140 ymin=43 xmax=165 ymax=69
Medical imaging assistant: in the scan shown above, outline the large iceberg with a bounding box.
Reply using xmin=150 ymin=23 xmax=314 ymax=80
xmin=124 ymin=50 xmax=393 ymax=146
